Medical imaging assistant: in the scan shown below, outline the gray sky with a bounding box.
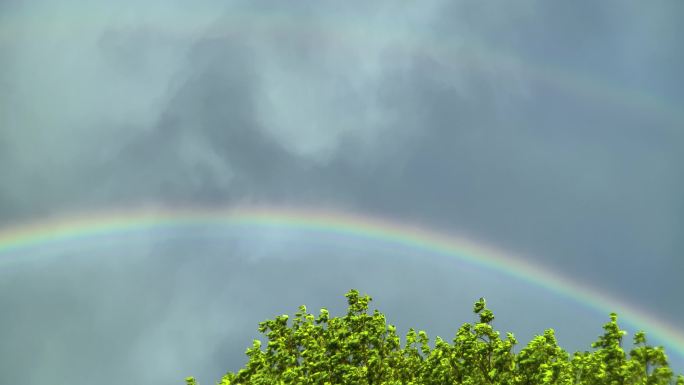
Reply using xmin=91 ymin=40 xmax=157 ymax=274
xmin=1 ymin=1 xmax=682 ymax=383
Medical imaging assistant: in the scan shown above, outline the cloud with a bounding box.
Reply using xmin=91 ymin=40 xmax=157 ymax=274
xmin=0 ymin=1 xmax=682 ymax=383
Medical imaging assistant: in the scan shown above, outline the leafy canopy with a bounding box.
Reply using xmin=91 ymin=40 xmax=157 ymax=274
xmin=186 ymin=290 xmax=683 ymax=385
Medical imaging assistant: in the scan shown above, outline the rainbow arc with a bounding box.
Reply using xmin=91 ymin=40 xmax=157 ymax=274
xmin=0 ymin=205 xmax=682 ymax=360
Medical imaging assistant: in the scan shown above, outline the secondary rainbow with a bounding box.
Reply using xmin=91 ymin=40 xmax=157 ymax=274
xmin=1 ymin=205 xmax=682 ymax=360
xmin=2 ymin=7 xmax=681 ymax=128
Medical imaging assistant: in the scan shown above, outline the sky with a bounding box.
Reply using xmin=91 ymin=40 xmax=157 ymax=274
xmin=1 ymin=1 xmax=683 ymax=383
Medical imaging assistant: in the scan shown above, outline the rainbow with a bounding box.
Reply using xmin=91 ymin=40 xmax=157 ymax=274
xmin=0 ymin=205 xmax=682 ymax=360
xmin=1 ymin=6 xmax=681 ymax=129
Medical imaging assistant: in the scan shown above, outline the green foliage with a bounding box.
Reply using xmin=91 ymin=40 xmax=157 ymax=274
xmin=187 ymin=290 xmax=683 ymax=385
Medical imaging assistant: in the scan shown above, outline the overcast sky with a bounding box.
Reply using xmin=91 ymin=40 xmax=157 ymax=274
xmin=1 ymin=1 xmax=683 ymax=384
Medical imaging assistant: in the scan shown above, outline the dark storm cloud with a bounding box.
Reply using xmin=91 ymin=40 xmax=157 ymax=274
xmin=389 ymin=0 xmax=684 ymax=312
xmin=1 ymin=1 xmax=683 ymax=384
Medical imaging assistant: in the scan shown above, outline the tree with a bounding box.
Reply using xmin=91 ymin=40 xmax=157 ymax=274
xmin=185 ymin=290 xmax=683 ymax=385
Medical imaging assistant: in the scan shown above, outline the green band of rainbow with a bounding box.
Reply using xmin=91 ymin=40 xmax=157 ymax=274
xmin=1 ymin=206 xmax=682 ymax=360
